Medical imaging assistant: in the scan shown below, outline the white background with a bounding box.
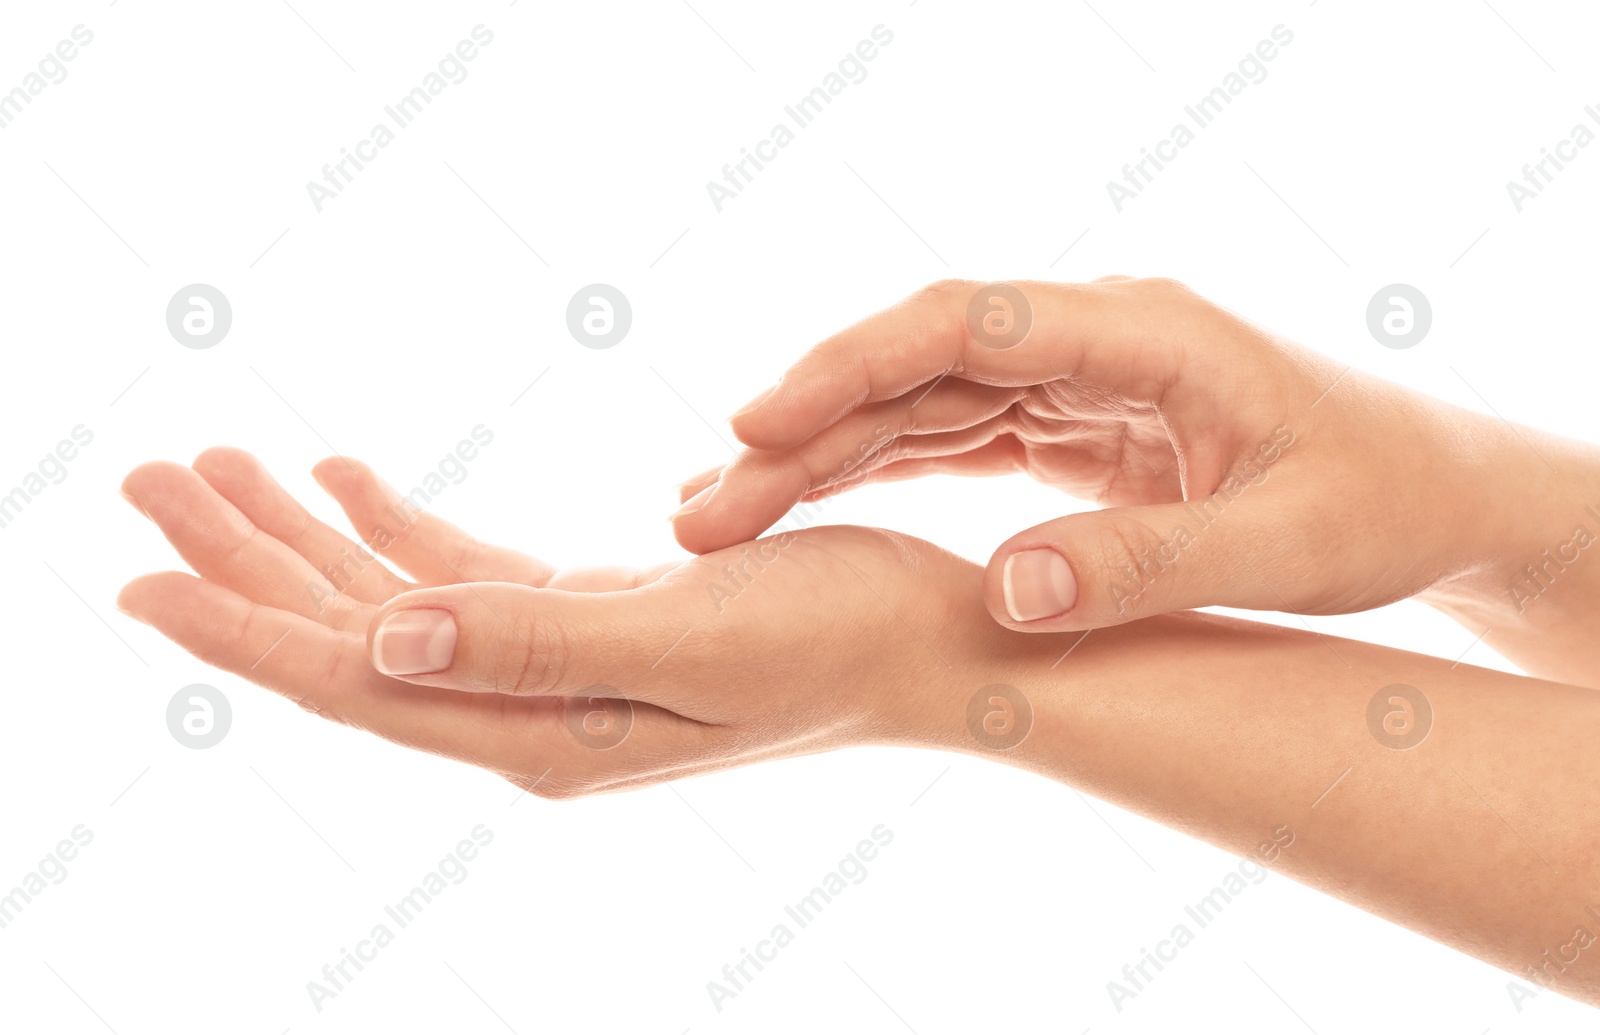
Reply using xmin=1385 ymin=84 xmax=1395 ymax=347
xmin=1 ymin=0 xmax=1596 ymax=1031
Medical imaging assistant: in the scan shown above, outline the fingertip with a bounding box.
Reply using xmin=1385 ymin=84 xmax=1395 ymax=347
xmin=670 ymin=499 xmax=787 ymax=557
xmin=728 ymin=409 xmax=810 ymax=452
xmin=121 ymin=459 xmax=185 ymax=488
xmin=674 ymin=456 xmax=813 ymax=554
xmin=728 ymin=384 xmax=778 ymax=423
xmin=673 ymin=481 xmax=717 ymax=520
xmin=727 ymin=383 xmax=821 ymax=452
xmin=676 ymin=464 xmax=724 ymax=504
xmin=191 ymin=445 xmax=253 ymax=475
xmin=120 ymin=460 xmax=190 ymax=510
xmin=116 ymin=570 xmax=193 ymax=618
xmin=669 ymin=504 xmax=722 ymax=555
xmin=115 ymin=578 xmax=146 ymax=617
xmin=310 ymin=455 xmax=353 ymax=484
xmin=669 ymin=510 xmax=730 ymax=555
xmin=118 ymin=481 xmax=148 ymax=518
xmin=313 ymin=457 xmax=386 ymax=501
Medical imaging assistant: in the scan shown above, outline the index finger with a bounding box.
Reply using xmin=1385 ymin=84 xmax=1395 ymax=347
xmin=728 ymin=277 xmax=1196 ymax=451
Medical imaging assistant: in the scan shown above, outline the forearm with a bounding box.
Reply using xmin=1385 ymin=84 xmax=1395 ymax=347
xmin=1414 ymin=402 xmax=1600 ymax=688
xmin=943 ymin=612 xmax=1600 ymax=1003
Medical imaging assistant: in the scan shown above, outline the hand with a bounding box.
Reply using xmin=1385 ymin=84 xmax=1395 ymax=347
xmin=113 ymin=451 xmax=1600 ymax=1003
xmin=670 ymin=277 xmax=1569 ymax=641
xmin=117 ymin=449 xmax=1036 ymax=798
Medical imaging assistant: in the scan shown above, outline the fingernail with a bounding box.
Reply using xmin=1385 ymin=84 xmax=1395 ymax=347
xmin=119 ymin=488 xmax=151 ymax=520
xmin=730 ymin=385 xmax=777 ymax=421
xmin=1002 ymin=549 xmax=1078 ymax=622
xmin=671 ymin=482 xmax=717 ymax=521
xmin=372 ymin=609 xmax=457 ymax=675
xmin=677 ymin=479 xmax=713 ymax=505
xmin=677 ymin=464 xmax=724 ymax=501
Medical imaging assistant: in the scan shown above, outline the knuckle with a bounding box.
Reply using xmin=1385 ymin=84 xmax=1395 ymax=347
xmin=909 ymin=280 xmax=981 ymax=361
xmin=1086 ymin=512 xmax=1170 ymax=618
xmin=444 ymin=533 xmax=486 ymax=576
xmin=506 ymin=769 xmax=588 ymax=801
xmin=916 ymin=278 xmax=973 ymax=303
xmin=1137 ymin=275 xmax=1191 ymax=297
xmin=290 ymin=693 xmax=349 ymax=727
xmin=506 ymin=611 xmax=570 ymax=695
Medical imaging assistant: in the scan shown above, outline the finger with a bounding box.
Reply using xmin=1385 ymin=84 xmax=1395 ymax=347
xmin=192 ymin=447 xmax=410 ymax=605
xmin=800 ymin=436 xmax=1026 ymax=501
xmin=121 ymin=462 xmax=370 ymax=631
xmin=679 ymin=474 xmax=717 ymax=506
xmin=365 ymin=581 xmax=689 ymax=705
xmin=729 ymin=278 xmax=1196 ymax=452
xmin=119 ymin=571 xmax=710 ymax=796
xmin=313 ymin=457 xmax=557 ymax=587
xmin=673 ymin=380 xmax=1020 ymax=553
xmin=984 ymin=479 xmax=1297 ymax=632
xmin=545 ymin=564 xmax=680 ymax=592
xmin=802 ymin=412 xmax=1184 ymax=507
xmin=677 ymin=463 xmax=726 ymax=505
xmin=117 ymin=571 xmax=506 ymax=756
xmin=795 ymin=420 xmax=1019 ymax=499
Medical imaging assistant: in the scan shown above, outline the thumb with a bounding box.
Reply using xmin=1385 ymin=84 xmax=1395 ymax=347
xmin=367 ymin=583 xmax=676 ymax=696
xmin=985 ymin=498 xmax=1281 ymax=631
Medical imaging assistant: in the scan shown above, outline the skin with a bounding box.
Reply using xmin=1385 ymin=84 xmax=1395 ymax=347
xmin=116 ymin=278 xmax=1600 ymax=1006
xmin=119 ymin=448 xmax=1600 ymax=1005
xmin=672 ymin=276 xmax=1600 ymax=689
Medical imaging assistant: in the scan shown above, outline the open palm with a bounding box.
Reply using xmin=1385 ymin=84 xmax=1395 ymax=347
xmin=118 ymin=449 xmax=1001 ymax=798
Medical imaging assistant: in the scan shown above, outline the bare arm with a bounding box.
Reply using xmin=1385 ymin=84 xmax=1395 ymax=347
xmin=959 ymin=610 xmax=1600 ymax=1004
xmin=120 ymin=449 xmax=1600 ymax=1007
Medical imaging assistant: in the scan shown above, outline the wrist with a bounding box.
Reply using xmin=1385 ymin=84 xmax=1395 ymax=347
xmin=870 ymin=602 xmax=1070 ymax=755
xmin=1416 ymin=406 xmax=1600 ymax=624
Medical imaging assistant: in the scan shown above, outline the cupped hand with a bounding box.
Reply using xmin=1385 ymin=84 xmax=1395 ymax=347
xmin=118 ymin=449 xmax=1030 ymax=798
xmin=671 ymin=276 xmax=1527 ymax=632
